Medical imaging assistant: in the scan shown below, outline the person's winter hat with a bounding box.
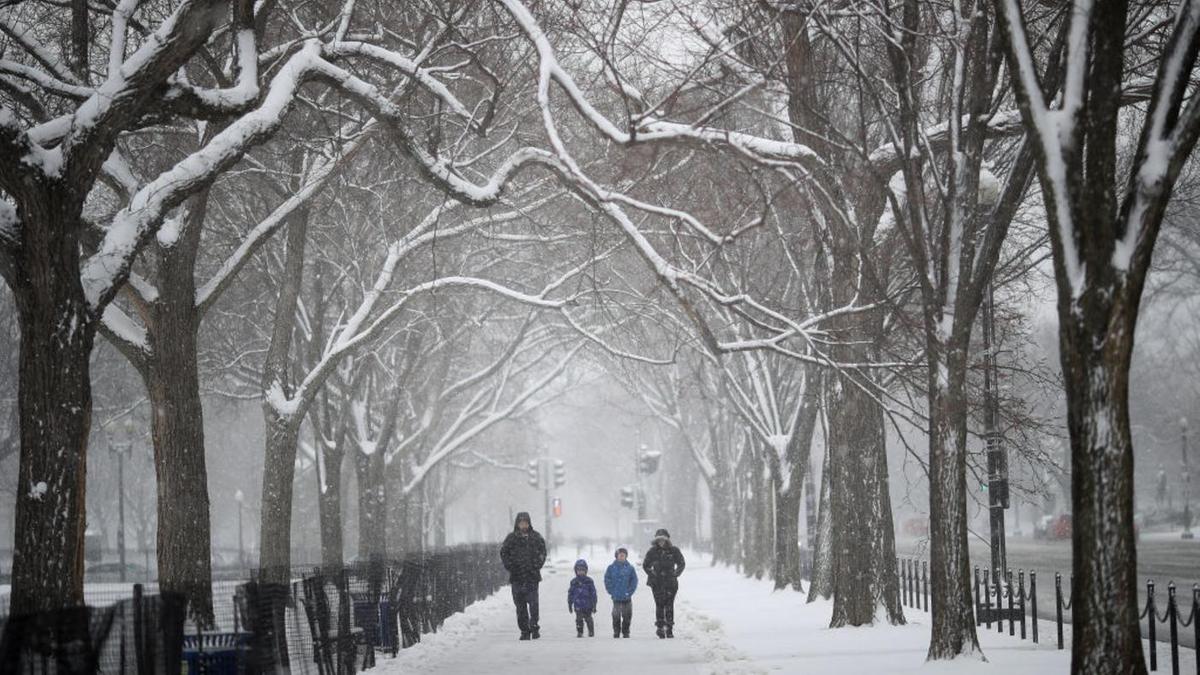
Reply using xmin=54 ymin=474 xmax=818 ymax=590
xmin=614 ymin=547 xmax=628 ymax=559
xmin=574 ymin=559 xmax=588 ymax=572
xmin=654 ymin=528 xmax=671 ymax=541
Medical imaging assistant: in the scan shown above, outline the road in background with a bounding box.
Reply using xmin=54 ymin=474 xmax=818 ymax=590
xmin=897 ymin=533 xmax=1200 ymax=647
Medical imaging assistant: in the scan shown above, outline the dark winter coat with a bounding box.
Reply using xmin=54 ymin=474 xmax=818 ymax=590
xmin=642 ymin=542 xmax=685 ymax=588
xmin=603 ymin=559 xmax=638 ymax=601
xmin=499 ymin=512 xmax=547 ymax=584
xmin=568 ymin=575 xmax=598 ymax=613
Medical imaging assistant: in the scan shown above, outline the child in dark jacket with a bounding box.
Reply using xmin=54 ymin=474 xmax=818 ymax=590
xmin=567 ymin=559 xmax=598 ymax=637
xmin=603 ymin=548 xmax=638 ymax=638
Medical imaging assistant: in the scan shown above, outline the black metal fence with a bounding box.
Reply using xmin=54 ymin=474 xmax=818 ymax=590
xmin=0 ymin=544 xmax=507 ymax=674
xmin=898 ymin=557 xmax=1200 ymax=674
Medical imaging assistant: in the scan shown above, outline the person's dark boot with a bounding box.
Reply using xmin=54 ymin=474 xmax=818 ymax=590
xmin=588 ymin=626 xmax=595 ymax=637
xmin=622 ymin=631 xmax=630 ymax=638
xmin=613 ymin=630 xmax=620 ymax=638
xmin=656 ymin=627 xmax=666 ymax=639
xmin=531 ymin=628 xmax=540 ymax=640
xmin=666 ymin=627 xmax=674 ymax=638
xmin=519 ymin=633 xmax=531 ymax=641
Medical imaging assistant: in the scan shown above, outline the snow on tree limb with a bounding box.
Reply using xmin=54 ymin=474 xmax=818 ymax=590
xmin=995 ymin=0 xmax=1085 ymax=296
xmin=80 ymin=40 xmax=323 ymax=312
xmin=400 ymin=341 xmax=584 ymax=494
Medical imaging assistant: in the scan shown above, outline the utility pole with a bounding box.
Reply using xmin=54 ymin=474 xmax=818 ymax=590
xmin=1183 ymin=418 xmax=1193 ymax=539
xmin=537 ymin=446 xmax=549 ymax=552
xmin=235 ymin=489 xmax=246 ymax=572
xmin=112 ymin=417 xmax=134 ymax=583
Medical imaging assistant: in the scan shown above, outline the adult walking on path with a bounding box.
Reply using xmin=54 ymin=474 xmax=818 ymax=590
xmin=643 ymin=529 xmax=685 ymax=639
xmin=500 ymin=511 xmax=547 ymax=640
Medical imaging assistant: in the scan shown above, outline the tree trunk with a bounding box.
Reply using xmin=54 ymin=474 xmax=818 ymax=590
xmin=355 ymin=449 xmax=387 ymax=561
xmin=142 ymin=197 xmax=216 ymax=626
xmin=10 ymin=288 xmax=94 ymax=614
xmin=773 ymin=480 xmax=803 ymax=591
xmin=745 ymin=448 xmax=771 ymax=579
xmin=1063 ymin=304 xmax=1144 ymax=675
xmin=317 ymin=443 xmax=345 ymax=571
xmin=256 ymin=201 xmax=308 ymax=584
xmin=808 ymin=438 xmax=834 ymax=602
xmin=258 ymin=413 xmax=301 ymax=583
xmin=708 ymin=472 xmax=737 ymax=566
xmin=775 ymin=369 xmax=821 ymax=590
xmin=828 ymin=371 xmax=904 ymax=626
xmin=146 ymin=327 xmax=215 ymax=626
xmin=926 ymin=343 xmax=982 ymax=657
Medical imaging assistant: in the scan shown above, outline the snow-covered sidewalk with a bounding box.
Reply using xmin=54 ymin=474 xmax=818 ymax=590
xmin=373 ymin=553 xmax=1194 ymax=674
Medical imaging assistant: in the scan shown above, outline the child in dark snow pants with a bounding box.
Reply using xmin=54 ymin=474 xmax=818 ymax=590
xmin=604 ymin=547 xmax=638 ymax=638
xmin=567 ymin=559 xmax=598 ymax=637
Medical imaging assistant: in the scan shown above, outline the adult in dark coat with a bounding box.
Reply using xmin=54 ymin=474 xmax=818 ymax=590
xmin=642 ymin=528 xmax=685 ymax=638
xmin=500 ymin=511 xmax=547 ymax=640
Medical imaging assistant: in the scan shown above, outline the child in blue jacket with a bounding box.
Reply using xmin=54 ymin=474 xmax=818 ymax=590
xmin=603 ymin=548 xmax=638 ymax=638
xmin=568 ymin=559 xmax=598 ymax=637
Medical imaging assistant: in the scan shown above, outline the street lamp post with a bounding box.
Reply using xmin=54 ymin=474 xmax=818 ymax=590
xmin=635 ymin=444 xmax=648 ymax=521
xmin=235 ymin=489 xmax=246 ymax=571
xmin=111 ymin=418 xmax=134 ymax=583
xmin=982 ymin=279 xmax=1009 ymax=577
xmin=1182 ymin=418 xmax=1193 ymax=539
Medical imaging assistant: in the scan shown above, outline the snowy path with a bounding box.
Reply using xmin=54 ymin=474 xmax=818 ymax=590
xmin=375 ymin=558 xmax=725 ymax=674
xmin=375 ymin=552 xmax=1194 ymax=674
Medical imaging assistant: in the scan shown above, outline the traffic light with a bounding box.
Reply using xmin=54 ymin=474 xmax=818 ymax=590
xmin=553 ymin=459 xmax=566 ymax=486
xmin=638 ymin=449 xmax=661 ymax=474
xmin=552 ymin=497 xmax=562 ymax=517
xmin=527 ymin=459 xmax=540 ymax=488
xmin=620 ymin=485 xmax=635 ymax=508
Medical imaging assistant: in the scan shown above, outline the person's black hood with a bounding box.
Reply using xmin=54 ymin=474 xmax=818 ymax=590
xmin=513 ymin=511 xmax=533 ymax=532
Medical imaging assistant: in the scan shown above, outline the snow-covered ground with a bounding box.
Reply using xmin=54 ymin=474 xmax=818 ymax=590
xmin=373 ymin=552 xmax=1196 ymax=674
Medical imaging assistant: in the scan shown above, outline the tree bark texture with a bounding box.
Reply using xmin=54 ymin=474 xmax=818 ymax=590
xmin=827 ymin=371 xmax=903 ymax=626
xmin=926 ymin=342 xmax=982 ymax=657
xmin=808 ymin=439 xmax=833 ymax=603
xmin=1062 ymin=297 xmax=1144 ymax=675
xmin=8 ymin=195 xmax=96 ymax=614
xmin=774 ymin=366 xmax=822 ymax=590
xmin=10 ymin=288 xmax=94 ymax=614
xmin=355 ymin=448 xmax=387 ymax=561
xmin=826 ymin=226 xmax=903 ymax=625
xmin=256 ymin=206 xmax=308 ymax=584
xmin=142 ymin=194 xmax=216 ymax=626
xmin=318 ymin=443 xmax=345 ymax=571
xmin=258 ymin=413 xmax=301 ymax=584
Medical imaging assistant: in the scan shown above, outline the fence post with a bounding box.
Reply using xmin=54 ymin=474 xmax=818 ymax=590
xmin=902 ymin=559 xmax=909 ymax=608
xmin=1055 ymin=572 xmax=1064 ymax=650
xmin=339 ymin=566 xmax=354 ymax=675
xmin=995 ymin=568 xmax=1003 ymax=634
xmin=1150 ymin=580 xmax=1158 ymax=672
xmin=907 ymin=559 xmax=913 ymax=608
xmin=922 ymin=561 xmax=928 ymax=612
xmin=1018 ymin=570 xmax=1026 ymax=640
xmin=896 ymin=559 xmax=901 ymax=611
xmin=1006 ymin=569 xmax=1015 ymax=636
xmin=1030 ymin=571 xmax=1038 ymax=644
xmin=974 ymin=566 xmax=981 ymax=627
xmin=1170 ymin=582 xmax=1180 ymax=675
xmin=133 ymin=583 xmax=146 ymax=675
xmin=1193 ymin=585 xmax=1199 ymax=675
xmin=984 ymin=569 xmax=993 ymax=629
